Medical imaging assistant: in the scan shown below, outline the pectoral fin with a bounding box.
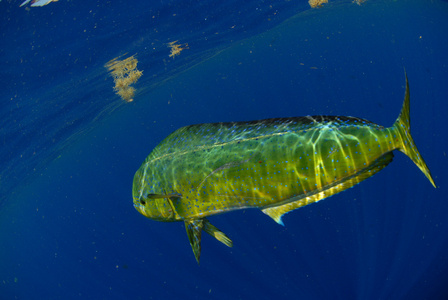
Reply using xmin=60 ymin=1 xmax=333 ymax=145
xmin=184 ymin=218 xmax=233 ymax=264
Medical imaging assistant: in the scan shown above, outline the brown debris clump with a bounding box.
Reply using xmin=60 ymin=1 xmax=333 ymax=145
xmin=105 ymin=55 xmax=143 ymax=102
xmin=168 ymin=41 xmax=189 ymax=58
xmin=309 ymin=0 xmax=328 ymax=8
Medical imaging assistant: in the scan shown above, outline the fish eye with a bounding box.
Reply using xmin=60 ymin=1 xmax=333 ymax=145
xmin=140 ymin=199 xmax=146 ymax=205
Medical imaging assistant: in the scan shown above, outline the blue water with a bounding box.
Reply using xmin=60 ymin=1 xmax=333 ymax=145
xmin=1 ymin=0 xmax=448 ymax=299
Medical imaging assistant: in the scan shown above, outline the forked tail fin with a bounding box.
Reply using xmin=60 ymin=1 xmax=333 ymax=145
xmin=392 ymin=72 xmax=436 ymax=188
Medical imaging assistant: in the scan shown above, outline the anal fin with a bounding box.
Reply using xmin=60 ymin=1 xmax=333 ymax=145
xmin=263 ymin=152 xmax=394 ymax=225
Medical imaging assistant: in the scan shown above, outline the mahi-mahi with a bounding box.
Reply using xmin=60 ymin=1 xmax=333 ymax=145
xmin=132 ymin=74 xmax=436 ymax=263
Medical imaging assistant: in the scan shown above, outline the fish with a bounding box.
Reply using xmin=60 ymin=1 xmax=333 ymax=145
xmin=132 ymin=73 xmax=436 ymax=263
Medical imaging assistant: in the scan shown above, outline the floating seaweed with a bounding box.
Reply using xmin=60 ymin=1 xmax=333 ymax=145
xmin=309 ymin=0 xmax=328 ymax=8
xmin=105 ymin=55 xmax=143 ymax=102
xmin=168 ymin=41 xmax=189 ymax=58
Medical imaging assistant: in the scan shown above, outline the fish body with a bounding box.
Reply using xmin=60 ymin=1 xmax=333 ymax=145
xmin=133 ymin=74 xmax=435 ymax=263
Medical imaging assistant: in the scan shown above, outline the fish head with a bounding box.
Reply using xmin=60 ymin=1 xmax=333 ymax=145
xmin=132 ymin=165 xmax=178 ymax=222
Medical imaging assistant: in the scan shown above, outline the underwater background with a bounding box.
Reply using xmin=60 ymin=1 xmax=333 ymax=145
xmin=1 ymin=0 xmax=448 ymax=299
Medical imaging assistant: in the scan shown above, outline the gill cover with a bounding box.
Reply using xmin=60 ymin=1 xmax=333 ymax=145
xmin=135 ymin=193 xmax=181 ymax=221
